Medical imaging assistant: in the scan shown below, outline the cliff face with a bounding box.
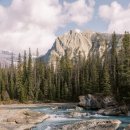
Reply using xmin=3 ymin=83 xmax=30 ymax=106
xmin=40 ymin=30 xmax=123 ymax=64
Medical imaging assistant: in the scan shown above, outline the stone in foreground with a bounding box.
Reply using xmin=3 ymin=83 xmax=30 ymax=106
xmin=0 ymin=109 xmax=49 ymax=130
xmin=58 ymin=119 xmax=121 ymax=130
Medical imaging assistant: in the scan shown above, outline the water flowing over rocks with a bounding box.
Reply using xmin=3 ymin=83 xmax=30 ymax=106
xmin=69 ymin=111 xmax=87 ymax=118
xmin=0 ymin=104 xmax=129 ymax=130
xmin=78 ymin=94 xmax=128 ymax=116
xmin=57 ymin=119 xmax=121 ymax=130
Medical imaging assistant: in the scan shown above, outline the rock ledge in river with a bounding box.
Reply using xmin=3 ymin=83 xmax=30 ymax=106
xmin=59 ymin=119 xmax=121 ymax=130
xmin=69 ymin=111 xmax=87 ymax=118
xmin=0 ymin=109 xmax=49 ymax=130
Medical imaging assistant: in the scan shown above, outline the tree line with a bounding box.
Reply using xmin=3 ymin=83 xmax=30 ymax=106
xmin=0 ymin=32 xmax=130 ymax=103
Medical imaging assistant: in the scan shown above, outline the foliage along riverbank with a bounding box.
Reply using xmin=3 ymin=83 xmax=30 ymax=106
xmin=0 ymin=32 xmax=130 ymax=104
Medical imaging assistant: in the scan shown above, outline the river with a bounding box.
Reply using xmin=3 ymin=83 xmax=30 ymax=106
xmin=28 ymin=105 xmax=130 ymax=130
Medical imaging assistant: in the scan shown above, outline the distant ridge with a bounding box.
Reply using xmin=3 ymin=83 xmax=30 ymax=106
xmin=0 ymin=50 xmax=17 ymax=66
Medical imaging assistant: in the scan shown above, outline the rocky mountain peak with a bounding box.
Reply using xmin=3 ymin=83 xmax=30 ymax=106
xmin=40 ymin=30 xmax=123 ymax=65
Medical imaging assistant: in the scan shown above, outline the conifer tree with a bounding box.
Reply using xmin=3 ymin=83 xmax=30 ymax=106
xmin=33 ymin=49 xmax=41 ymax=101
xmin=16 ymin=53 xmax=25 ymax=102
xmin=110 ymin=32 xmax=118 ymax=95
xmin=119 ymin=32 xmax=130 ymax=99
xmin=9 ymin=52 xmax=15 ymax=99
xmin=101 ymin=59 xmax=111 ymax=95
xmin=22 ymin=50 xmax=28 ymax=100
xmin=27 ymin=48 xmax=33 ymax=99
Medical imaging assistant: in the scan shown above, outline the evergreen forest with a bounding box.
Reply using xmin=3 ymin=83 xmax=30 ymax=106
xmin=0 ymin=32 xmax=130 ymax=103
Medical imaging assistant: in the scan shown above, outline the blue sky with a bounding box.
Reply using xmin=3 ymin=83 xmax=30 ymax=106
xmin=0 ymin=0 xmax=130 ymax=53
xmin=0 ymin=0 xmax=12 ymax=6
xmin=57 ymin=0 xmax=130 ymax=35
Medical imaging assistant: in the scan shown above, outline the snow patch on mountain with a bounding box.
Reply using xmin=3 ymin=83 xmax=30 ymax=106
xmin=74 ymin=29 xmax=81 ymax=33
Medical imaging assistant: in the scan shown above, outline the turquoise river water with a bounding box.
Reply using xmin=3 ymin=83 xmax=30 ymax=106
xmin=21 ymin=106 xmax=130 ymax=130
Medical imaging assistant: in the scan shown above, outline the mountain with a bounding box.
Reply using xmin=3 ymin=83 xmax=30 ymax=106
xmin=40 ymin=29 xmax=123 ymax=65
xmin=0 ymin=50 xmax=17 ymax=67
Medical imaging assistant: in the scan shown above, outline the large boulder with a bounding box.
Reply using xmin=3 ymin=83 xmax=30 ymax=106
xmin=78 ymin=94 xmax=117 ymax=109
xmin=78 ymin=94 xmax=128 ymax=116
xmin=58 ymin=119 xmax=121 ymax=130
xmin=5 ymin=109 xmax=49 ymax=127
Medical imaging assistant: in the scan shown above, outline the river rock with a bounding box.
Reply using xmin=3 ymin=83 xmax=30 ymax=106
xmin=6 ymin=110 xmax=48 ymax=124
xmin=125 ymin=124 xmax=130 ymax=130
xmin=69 ymin=112 xmax=87 ymax=118
xmin=75 ymin=106 xmax=83 ymax=111
xmin=15 ymin=118 xmax=27 ymax=124
xmin=51 ymin=106 xmax=58 ymax=110
xmin=1 ymin=109 xmax=49 ymax=130
xmin=23 ymin=110 xmax=43 ymax=117
xmin=78 ymin=94 xmax=117 ymax=109
xmin=97 ymin=105 xmax=128 ymax=116
xmin=78 ymin=94 xmax=128 ymax=116
xmin=7 ymin=117 xmax=27 ymax=124
xmin=59 ymin=119 xmax=121 ymax=130
xmin=6 ymin=117 xmax=16 ymax=122
xmin=58 ymin=105 xmax=76 ymax=110
xmin=0 ymin=126 xmax=8 ymax=130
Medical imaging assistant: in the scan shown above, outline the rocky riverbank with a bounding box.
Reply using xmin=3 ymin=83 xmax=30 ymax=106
xmin=0 ymin=102 xmax=130 ymax=130
xmin=0 ymin=107 xmax=49 ymax=130
xmin=78 ymin=94 xmax=128 ymax=116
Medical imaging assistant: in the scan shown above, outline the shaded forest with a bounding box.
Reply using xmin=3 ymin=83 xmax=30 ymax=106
xmin=0 ymin=32 xmax=130 ymax=103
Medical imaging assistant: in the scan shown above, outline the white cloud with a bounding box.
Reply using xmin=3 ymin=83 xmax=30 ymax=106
xmin=63 ymin=0 xmax=95 ymax=25
xmin=99 ymin=1 xmax=130 ymax=33
xmin=0 ymin=0 xmax=95 ymax=54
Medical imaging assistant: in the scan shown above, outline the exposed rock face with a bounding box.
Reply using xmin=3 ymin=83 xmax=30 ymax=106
xmin=58 ymin=119 xmax=121 ymax=130
xmin=40 ymin=30 xmax=123 ymax=65
xmin=78 ymin=94 xmax=128 ymax=116
xmin=78 ymin=94 xmax=117 ymax=109
xmin=0 ymin=109 xmax=49 ymax=130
